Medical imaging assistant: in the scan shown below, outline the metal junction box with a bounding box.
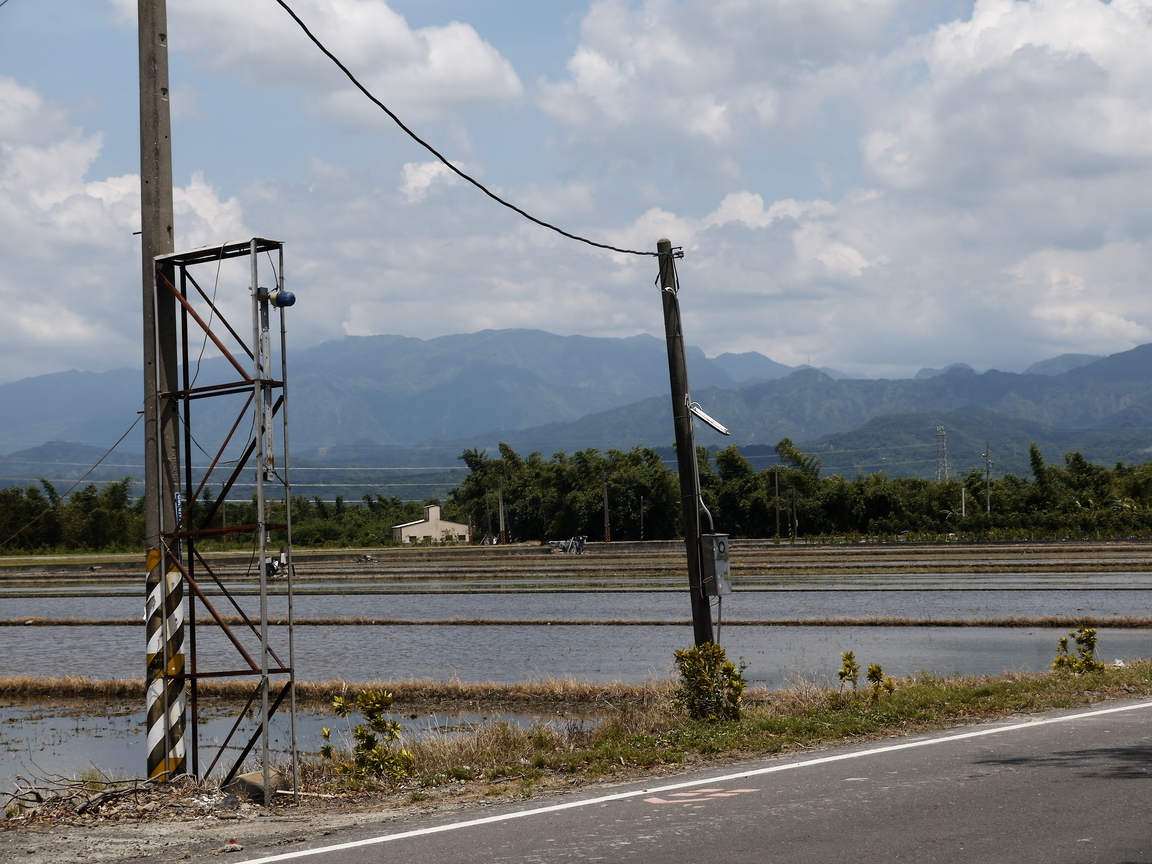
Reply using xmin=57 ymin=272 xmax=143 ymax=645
xmin=701 ymin=533 xmax=732 ymax=596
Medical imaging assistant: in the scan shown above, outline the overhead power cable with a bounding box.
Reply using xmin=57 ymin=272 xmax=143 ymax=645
xmin=0 ymin=413 xmax=142 ymax=549
xmin=273 ymin=0 xmax=658 ymax=258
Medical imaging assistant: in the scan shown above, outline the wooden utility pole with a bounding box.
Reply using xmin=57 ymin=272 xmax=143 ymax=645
xmin=140 ymin=0 xmax=184 ymax=780
xmin=657 ymin=239 xmax=714 ymax=646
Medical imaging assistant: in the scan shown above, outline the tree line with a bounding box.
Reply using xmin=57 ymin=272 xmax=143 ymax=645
xmin=5 ymin=440 xmax=1152 ymax=554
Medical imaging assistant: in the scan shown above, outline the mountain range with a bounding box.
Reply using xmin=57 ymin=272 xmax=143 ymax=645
xmin=1 ymin=329 xmax=1149 ymax=486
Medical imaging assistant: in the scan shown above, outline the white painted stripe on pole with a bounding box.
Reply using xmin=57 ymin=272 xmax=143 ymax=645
xmin=145 ymin=679 xmax=166 ymax=753
xmin=146 ymin=582 xmax=163 ymax=652
xmin=237 ymin=698 xmax=1152 ymax=864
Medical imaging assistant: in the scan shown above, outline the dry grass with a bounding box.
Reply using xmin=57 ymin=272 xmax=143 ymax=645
xmin=0 ymin=675 xmax=143 ymax=701
xmin=0 ymin=674 xmax=675 ymax=710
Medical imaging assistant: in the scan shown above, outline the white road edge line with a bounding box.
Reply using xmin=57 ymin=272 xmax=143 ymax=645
xmin=239 ymin=698 xmax=1152 ymax=863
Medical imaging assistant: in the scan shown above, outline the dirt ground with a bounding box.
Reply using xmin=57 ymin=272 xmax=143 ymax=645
xmin=0 ymin=756 xmax=698 ymax=863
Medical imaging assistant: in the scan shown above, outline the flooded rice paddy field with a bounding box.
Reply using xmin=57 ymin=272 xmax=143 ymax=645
xmin=4 ymin=589 xmax=1152 ymax=622
xmin=4 ymin=620 xmax=1151 ymax=686
xmin=3 ymin=541 xmax=1151 ymax=686
xmin=0 ymin=701 xmax=584 ymax=792
xmin=2 ymin=542 xmax=1151 ymax=787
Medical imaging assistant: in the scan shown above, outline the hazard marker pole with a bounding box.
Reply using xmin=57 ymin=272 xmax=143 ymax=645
xmin=145 ymin=548 xmax=186 ymax=778
xmin=140 ymin=0 xmax=185 ymax=780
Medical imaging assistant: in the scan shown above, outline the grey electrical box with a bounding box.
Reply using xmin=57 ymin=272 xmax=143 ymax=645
xmin=701 ymin=533 xmax=732 ymax=596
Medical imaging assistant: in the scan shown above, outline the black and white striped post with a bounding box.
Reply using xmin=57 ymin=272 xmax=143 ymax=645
xmin=140 ymin=0 xmax=185 ymax=781
xmin=145 ymin=547 xmax=186 ymax=779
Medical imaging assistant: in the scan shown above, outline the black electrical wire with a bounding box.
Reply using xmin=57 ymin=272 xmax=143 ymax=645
xmin=273 ymin=0 xmax=659 ymax=258
xmin=0 ymin=413 xmax=143 ymax=549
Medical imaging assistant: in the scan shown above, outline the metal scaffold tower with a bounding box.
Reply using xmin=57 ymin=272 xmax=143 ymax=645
xmin=144 ymin=238 xmax=299 ymax=798
xmin=936 ymin=425 xmax=950 ymax=482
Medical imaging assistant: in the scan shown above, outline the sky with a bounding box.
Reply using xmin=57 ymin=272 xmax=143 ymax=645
xmin=3 ymin=0 xmax=1152 ymax=385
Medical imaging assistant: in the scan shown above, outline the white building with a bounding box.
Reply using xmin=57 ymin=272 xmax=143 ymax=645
xmin=391 ymin=504 xmax=471 ymax=544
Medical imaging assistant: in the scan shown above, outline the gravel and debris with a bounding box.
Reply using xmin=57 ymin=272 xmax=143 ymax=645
xmin=1 ymin=775 xmax=424 ymax=863
xmin=0 ymin=768 xmax=614 ymax=863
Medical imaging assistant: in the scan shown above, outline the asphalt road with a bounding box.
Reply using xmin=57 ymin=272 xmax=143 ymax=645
xmin=240 ymin=700 xmax=1152 ymax=864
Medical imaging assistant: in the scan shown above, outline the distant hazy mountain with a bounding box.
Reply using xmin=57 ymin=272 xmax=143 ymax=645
xmin=915 ymin=363 xmax=975 ymax=380
xmin=0 ymin=441 xmax=143 ymax=489
xmin=0 ymin=368 xmax=141 ymax=456
xmin=710 ymin=352 xmax=795 ymax=382
xmin=450 ymin=345 xmax=1152 ymax=476
xmin=3 ymin=332 xmax=1149 ymax=484
xmin=1023 ymin=353 xmax=1103 ymax=376
xmin=0 ymin=329 xmax=776 ymax=456
xmin=709 ymin=352 xmax=859 ymax=382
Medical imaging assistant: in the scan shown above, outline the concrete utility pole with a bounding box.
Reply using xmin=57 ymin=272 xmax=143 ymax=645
xmin=657 ymin=239 xmax=714 ymax=647
xmin=139 ymin=0 xmax=185 ymax=780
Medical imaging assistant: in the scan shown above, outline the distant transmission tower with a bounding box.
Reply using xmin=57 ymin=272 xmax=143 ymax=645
xmin=982 ymin=441 xmax=993 ymax=513
xmin=935 ymin=425 xmax=950 ymax=481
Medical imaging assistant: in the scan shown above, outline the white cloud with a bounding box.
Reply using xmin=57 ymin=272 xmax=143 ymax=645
xmin=791 ymin=223 xmax=873 ymax=279
xmin=0 ymin=79 xmax=251 ymax=384
xmin=0 ymin=77 xmax=74 ymax=145
xmin=538 ymin=0 xmax=902 ymax=180
xmin=174 ymin=172 xmax=249 ymax=248
xmin=864 ymin=0 xmax=1152 ymax=195
xmin=704 ymin=192 xmax=834 ymax=230
xmin=1008 ymin=242 xmax=1152 ymax=350
xmin=111 ymin=0 xmax=524 ymax=127
xmin=400 ymin=160 xmax=461 ymax=203
xmin=10 ymin=0 xmax=1152 ymax=392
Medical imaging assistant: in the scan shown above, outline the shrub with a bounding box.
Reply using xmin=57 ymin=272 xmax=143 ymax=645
xmin=866 ymin=663 xmax=895 ymax=700
xmin=838 ymin=651 xmax=861 ymax=691
xmin=672 ymin=642 xmax=746 ymax=722
xmin=1052 ymin=626 xmax=1105 ymax=674
xmin=319 ymin=689 xmax=414 ymax=779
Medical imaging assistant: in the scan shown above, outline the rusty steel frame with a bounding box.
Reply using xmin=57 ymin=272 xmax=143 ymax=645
xmin=152 ymin=238 xmax=298 ymax=797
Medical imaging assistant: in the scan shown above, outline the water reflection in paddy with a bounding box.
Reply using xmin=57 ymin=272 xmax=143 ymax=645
xmin=6 ymin=588 xmax=1152 ymax=623
xmin=0 ymin=702 xmax=588 ymax=789
xmin=6 ymin=567 xmax=1152 ymax=601
xmin=4 ymin=576 xmax=1151 ymax=791
xmin=5 ymin=623 xmax=1150 ymax=689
